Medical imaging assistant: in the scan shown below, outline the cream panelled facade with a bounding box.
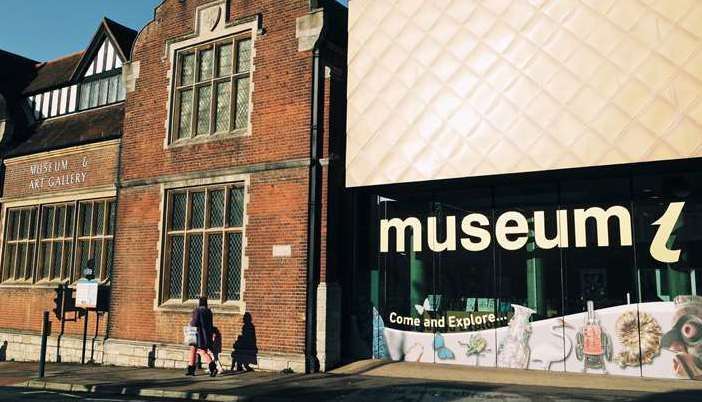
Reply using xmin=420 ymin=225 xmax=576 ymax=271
xmin=346 ymin=0 xmax=702 ymax=187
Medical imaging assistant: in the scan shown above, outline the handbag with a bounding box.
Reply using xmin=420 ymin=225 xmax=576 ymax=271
xmin=183 ymin=325 xmax=198 ymax=346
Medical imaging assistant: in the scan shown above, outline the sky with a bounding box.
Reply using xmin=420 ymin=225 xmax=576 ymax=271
xmin=0 ymin=1 xmax=348 ymax=62
xmin=0 ymin=0 xmax=166 ymax=61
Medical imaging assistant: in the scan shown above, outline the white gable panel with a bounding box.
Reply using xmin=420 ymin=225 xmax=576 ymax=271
xmin=68 ymin=85 xmax=78 ymax=112
xmin=50 ymin=89 xmax=59 ymax=117
xmin=41 ymin=91 xmax=50 ymax=117
xmin=115 ymin=56 xmax=122 ymax=68
xmin=85 ymin=60 xmax=94 ymax=77
xmin=33 ymin=93 xmax=42 ymax=118
xmin=96 ymin=41 xmax=106 ymax=74
xmin=105 ymin=40 xmax=115 ymax=71
xmin=60 ymin=87 xmax=68 ymax=114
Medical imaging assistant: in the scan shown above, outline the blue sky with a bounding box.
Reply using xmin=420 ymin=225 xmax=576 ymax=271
xmin=0 ymin=0 xmax=165 ymax=61
xmin=0 ymin=1 xmax=348 ymax=62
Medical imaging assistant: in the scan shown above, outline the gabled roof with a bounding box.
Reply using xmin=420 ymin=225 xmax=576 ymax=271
xmin=70 ymin=17 xmax=137 ymax=81
xmin=6 ymin=103 xmax=123 ymax=157
xmin=22 ymin=51 xmax=84 ymax=95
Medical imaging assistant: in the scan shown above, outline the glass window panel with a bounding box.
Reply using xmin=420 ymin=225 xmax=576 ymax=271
xmin=171 ymin=193 xmax=187 ymax=231
xmin=54 ymin=206 xmax=65 ymax=237
xmin=17 ymin=244 xmax=27 ymax=281
xmin=187 ymin=234 xmax=203 ymax=299
xmin=198 ymin=48 xmax=213 ymax=81
xmin=80 ymin=203 xmax=92 ymax=236
xmin=226 ymin=232 xmax=242 ymax=300
xmin=180 ymin=53 xmax=195 ymax=85
xmin=41 ymin=242 xmax=51 ymax=279
xmin=94 ymin=202 xmax=105 ymax=235
xmin=92 ymin=240 xmax=102 ymax=276
xmin=19 ymin=210 xmax=28 ymax=240
xmin=169 ymin=235 xmax=184 ymax=299
xmin=177 ymin=89 xmax=193 ymax=139
xmin=107 ymin=201 xmax=115 ymax=235
xmin=214 ymin=81 xmax=230 ymax=132
xmin=7 ymin=211 xmax=16 ymax=241
xmin=190 ymin=192 xmax=206 ymax=229
xmin=62 ymin=241 xmax=73 ymax=281
xmin=89 ymin=80 xmax=99 ymax=108
xmin=116 ymin=78 xmax=125 ymax=101
xmin=43 ymin=206 xmax=55 ymax=238
xmin=196 ymin=85 xmax=212 ymax=135
xmin=217 ymin=44 xmax=232 ymax=77
xmin=5 ymin=245 xmax=16 ymax=280
xmin=208 ymin=190 xmax=224 ymax=227
xmin=234 ymin=77 xmax=249 ymax=129
xmin=26 ymin=243 xmax=35 ymax=280
xmin=227 ymin=187 xmax=244 ymax=227
xmin=66 ymin=205 xmax=75 ymax=237
xmin=237 ymin=39 xmax=251 ymax=73
xmin=79 ymin=83 xmax=90 ymax=110
xmin=28 ymin=209 xmax=36 ymax=239
xmin=98 ymin=78 xmax=108 ymax=105
xmin=207 ymin=234 xmax=223 ymax=300
xmin=108 ymin=75 xmax=118 ymax=103
xmin=104 ymin=240 xmax=113 ymax=280
xmin=78 ymin=240 xmax=90 ymax=279
xmin=52 ymin=242 xmax=63 ymax=279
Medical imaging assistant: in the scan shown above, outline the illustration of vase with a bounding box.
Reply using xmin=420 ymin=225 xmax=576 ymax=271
xmin=575 ymin=300 xmax=612 ymax=373
xmin=497 ymin=304 xmax=535 ymax=369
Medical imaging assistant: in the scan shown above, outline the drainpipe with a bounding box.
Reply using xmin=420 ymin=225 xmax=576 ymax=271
xmin=305 ymin=44 xmax=324 ymax=374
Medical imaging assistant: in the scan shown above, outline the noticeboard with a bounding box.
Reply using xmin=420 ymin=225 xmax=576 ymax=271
xmin=75 ymin=279 xmax=98 ymax=309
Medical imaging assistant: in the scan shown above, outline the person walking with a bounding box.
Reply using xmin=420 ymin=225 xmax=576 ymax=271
xmin=186 ymin=296 xmax=218 ymax=377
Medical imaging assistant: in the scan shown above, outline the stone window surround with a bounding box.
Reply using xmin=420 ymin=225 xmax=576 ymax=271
xmin=163 ymin=2 xmax=258 ymax=150
xmin=155 ymin=173 xmax=249 ymax=315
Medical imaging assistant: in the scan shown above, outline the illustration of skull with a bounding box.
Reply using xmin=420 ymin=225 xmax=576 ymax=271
xmin=661 ymin=295 xmax=702 ymax=380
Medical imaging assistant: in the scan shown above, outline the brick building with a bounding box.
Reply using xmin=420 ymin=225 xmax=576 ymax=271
xmin=106 ymin=0 xmax=346 ymax=372
xmin=0 ymin=19 xmax=136 ymax=362
xmin=0 ymin=0 xmax=347 ymax=373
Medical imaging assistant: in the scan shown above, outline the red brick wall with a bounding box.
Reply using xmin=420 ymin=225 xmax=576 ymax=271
xmin=0 ymin=287 xmax=107 ymax=337
xmin=120 ymin=0 xmax=313 ymax=184
xmin=0 ymin=143 xmax=119 ymax=337
xmin=110 ymin=0 xmax=319 ymax=356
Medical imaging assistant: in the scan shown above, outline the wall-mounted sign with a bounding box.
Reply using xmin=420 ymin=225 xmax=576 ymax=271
xmin=75 ymin=279 xmax=98 ymax=309
xmin=28 ymin=157 xmax=88 ymax=191
xmin=380 ymin=202 xmax=685 ymax=264
xmin=2 ymin=142 xmax=119 ymax=199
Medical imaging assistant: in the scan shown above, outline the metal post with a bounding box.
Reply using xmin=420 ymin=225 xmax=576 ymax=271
xmin=38 ymin=311 xmax=49 ymax=378
xmin=81 ymin=309 xmax=89 ymax=365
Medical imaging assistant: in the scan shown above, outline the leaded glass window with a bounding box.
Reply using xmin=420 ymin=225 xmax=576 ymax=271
xmin=172 ymin=35 xmax=252 ymax=142
xmin=162 ymin=183 xmax=245 ymax=303
xmin=0 ymin=198 xmax=114 ymax=285
xmin=75 ymin=199 xmax=115 ymax=282
xmin=1 ymin=207 xmax=38 ymax=282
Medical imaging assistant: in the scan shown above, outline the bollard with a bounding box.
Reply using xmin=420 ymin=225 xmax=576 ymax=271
xmin=38 ymin=311 xmax=49 ymax=378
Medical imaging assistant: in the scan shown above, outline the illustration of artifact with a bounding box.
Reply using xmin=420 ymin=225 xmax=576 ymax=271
xmin=459 ymin=333 xmax=490 ymax=366
xmin=530 ymin=319 xmax=574 ymax=371
xmin=615 ymin=310 xmax=662 ymax=367
xmin=661 ymin=295 xmax=702 ymax=380
xmin=497 ymin=304 xmax=535 ymax=369
xmin=403 ymin=342 xmax=424 ymax=362
xmin=434 ymin=332 xmax=455 ymax=360
xmin=575 ymin=301 xmax=613 ymax=373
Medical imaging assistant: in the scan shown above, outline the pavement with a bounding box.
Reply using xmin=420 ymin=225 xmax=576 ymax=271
xmin=1 ymin=360 xmax=702 ymax=401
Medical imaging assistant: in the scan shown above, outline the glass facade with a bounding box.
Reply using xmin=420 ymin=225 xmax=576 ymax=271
xmin=348 ymin=167 xmax=702 ymax=380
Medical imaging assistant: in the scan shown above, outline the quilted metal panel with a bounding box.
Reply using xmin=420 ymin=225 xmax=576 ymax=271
xmin=346 ymin=0 xmax=702 ymax=187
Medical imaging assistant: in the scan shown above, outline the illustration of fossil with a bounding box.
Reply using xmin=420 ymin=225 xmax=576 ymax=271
xmin=615 ymin=310 xmax=662 ymax=367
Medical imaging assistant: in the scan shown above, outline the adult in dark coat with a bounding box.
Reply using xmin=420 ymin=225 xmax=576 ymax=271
xmin=186 ymin=296 xmax=217 ymax=376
